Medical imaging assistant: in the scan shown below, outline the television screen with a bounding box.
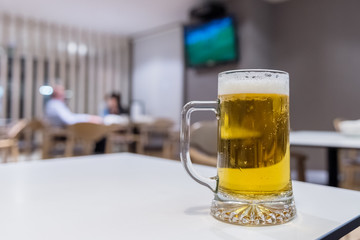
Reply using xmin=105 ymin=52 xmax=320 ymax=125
xmin=184 ymin=16 xmax=238 ymax=68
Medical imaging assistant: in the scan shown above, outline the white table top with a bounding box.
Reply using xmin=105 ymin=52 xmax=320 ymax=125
xmin=0 ymin=153 xmax=359 ymax=240
xmin=291 ymin=130 xmax=360 ymax=149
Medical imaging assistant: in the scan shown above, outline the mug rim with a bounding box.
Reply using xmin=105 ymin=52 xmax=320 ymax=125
xmin=219 ymin=69 xmax=289 ymax=76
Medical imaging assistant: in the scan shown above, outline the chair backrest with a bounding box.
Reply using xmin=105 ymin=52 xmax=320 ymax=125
xmin=7 ymin=119 xmax=28 ymax=139
xmin=137 ymin=118 xmax=174 ymax=149
xmin=140 ymin=118 xmax=174 ymax=133
xmin=0 ymin=119 xmax=28 ymax=162
xmin=107 ymin=123 xmax=131 ymax=133
xmin=333 ymin=118 xmax=360 ymax=164
xmin=67 ymin=123 xmax=111 ymax=141
xmin=26 ymin=119 xmax=46 ymax=131
xmin=153 ymin=118 xmax=174 ymax=128
xmin=190 ymin=120 xmax=217 ymax=156
xmin=23 ymin=119 xmax=46 ymax=155
xmin=65 ymin=123 xmax=113 ymax=156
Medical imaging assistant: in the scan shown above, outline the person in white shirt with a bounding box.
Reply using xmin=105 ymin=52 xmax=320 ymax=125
xmin=45 ymin=85 xmax=101 ymax=127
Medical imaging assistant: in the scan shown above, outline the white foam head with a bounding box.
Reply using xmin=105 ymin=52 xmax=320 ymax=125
xmin=218 ymin=69 xmax=289 ymax=96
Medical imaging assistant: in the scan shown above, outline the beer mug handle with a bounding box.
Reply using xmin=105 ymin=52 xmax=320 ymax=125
xmin=180 ymin=101 xmax=218 ymax=193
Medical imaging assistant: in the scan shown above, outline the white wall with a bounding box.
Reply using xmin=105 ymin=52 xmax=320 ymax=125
xmin=132 ymin=26 xmax=184 ymax=127
xmin=272 ymin=0 xmax=360 ymax=130
xmin=270 ymin=0 xmax=360 ymax=170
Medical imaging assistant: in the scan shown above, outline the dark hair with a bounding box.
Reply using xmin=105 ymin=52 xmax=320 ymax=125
xmin=106 ymin=92 xmax=127 ymax=114
xmin=110 ymin=93 xmax=121 ymax=103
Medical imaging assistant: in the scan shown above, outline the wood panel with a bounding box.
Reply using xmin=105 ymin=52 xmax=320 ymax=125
xmin=0 ymin=12 xmax=130 ymax=121
xmin=68 ymin=28 xmax=76 ymax=111
xmin=77 ymin=29 xmax=86 ymax=113
xmin=10 ymin=16 xmax=21 ymax=120
xmin=96 ymin=33 xmax=104 ymax=116
xmin=35 ymin=21 xmax=45 ymax=118
xmin=47 ymin=23 xmax=56 ymax=86
xmin=0 ymin=14 xmax=9 ymax=119
xmin=87 ymin=31 xmax=96 ymax=115
xmin=114 ymin=36 xmax=121 ymax=94
xmin=105 ymin=34 xmax=113 ymax=96
xmin=24 ymin=19 xmax=34 ymax=120
xmin=120 ymin=39 xmax=130 ymax=107
xmin=58 ymin=25 xmax=67 ymax=86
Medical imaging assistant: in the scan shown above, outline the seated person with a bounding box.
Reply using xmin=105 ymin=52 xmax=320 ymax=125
xmin=45 ymin=85 xmax=101 ymax=127
xmin=102 ymin=93 xmax=129 ymax=125
xmin=45 ymin=85 xmax=104 ymax=154
xmin=103 ymin=93 xmax=128 ymax=116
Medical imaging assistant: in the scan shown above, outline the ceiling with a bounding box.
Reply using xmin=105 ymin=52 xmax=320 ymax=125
xmin=0 ymin=0 xmax=203 ymax=36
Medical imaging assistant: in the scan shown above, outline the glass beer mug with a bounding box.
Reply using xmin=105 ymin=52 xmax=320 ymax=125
xmin=180 ymin=69 xmax=296 ymax=226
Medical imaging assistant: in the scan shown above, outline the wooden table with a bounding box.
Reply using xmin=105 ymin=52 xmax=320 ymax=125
xmin=0 ymin=153 xmax=359 ymax=239
xmin=290 ymin=131 xmax=360 ymax=187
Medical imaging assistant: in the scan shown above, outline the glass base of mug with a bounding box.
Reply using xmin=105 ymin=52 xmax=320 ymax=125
xmin=210 ymin=193 xmax=296 ymax=226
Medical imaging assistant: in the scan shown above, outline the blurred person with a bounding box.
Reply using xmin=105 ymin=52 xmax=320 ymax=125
xmin=103 ymin=93 xmax=128 ymax=116
xmin=45 ymin=85 xmax=105 ymax=154
xmin=45 ymin=85 xmax=102 ymax=127
xmin=102 ymin=92 xmax=130 ymax=125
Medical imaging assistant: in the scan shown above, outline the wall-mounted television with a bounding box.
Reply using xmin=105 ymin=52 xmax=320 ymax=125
xmin=184 ymin=16 xmax=239 ymax=68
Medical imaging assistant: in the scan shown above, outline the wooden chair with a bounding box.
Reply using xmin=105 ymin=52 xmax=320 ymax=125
xmin=22 ymin=119 xmax=46 ymax=158
xmin=288 ymin=129 xmax=307 ymax=182
xmin=42 ymin=126 xmax=69 ymax=159
xmin=333 ymin=118 xmax=360 ymax=189
xmin=163 ymin=130 xmax=180 ymax=160
xmin=106 ymin=123 xmax=142 ymax=153
xmin=189 ymin=121 xmax=217 ymax=167
xmin=137 ymin=118 xmax=174 ymax=157
xmin=64 ymin=123 xmax=117 ymax=157
xmin=290 ymin=151 xmax=307 ymax=182
xmin=0 ymin=139 xmax=18 ymax=162
xmin=0 ymin=119 xmax=28 ymax=162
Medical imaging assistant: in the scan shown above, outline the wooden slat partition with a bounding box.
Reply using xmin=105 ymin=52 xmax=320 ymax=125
xmin=77 ymin=29 xmax=86 ymax=114
xmin=0 ymin=14 xmax=9 ymax=119
xmin=114 ymin=37 xmax=121 ymax=94
xmin=58 ymin=25 xmax=67 ymax=86
xmin=47 ymin=23 xmax=56 ymax=87
xmin=10 ymin=16 xmax=21 ymax=120
xmin=24 ymin=19 xmax=34 ymax=120
xmin=96 ymin=32 xmax=104 ymax=116
xmin=35 ymin=21 xmax=45 ymax=118
xmin=87 ymin=31 xmax=96 ymax=115
xmin=105 ymin=34 xmax=113 ymax=96
xmin=0 ymin=12 xmax=129 ymax=121
xmin=67 ymin=27 xmax=76 ymax=111
xmin=120 ymin=39 xmax=130 ymax=107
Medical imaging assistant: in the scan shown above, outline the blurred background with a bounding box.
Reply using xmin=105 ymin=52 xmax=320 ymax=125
xmin=0 ymin=0 xmax=360 ymax=186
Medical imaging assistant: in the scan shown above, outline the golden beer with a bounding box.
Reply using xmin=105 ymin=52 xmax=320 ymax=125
xmin=180 ymin=69 xmax=296 ymax=225
xmin=218 ymin=93 xmax=290 ymax=198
